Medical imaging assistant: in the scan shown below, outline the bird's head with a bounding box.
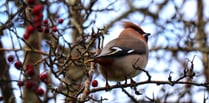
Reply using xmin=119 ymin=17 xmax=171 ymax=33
xmin=121 ymin=21 xmax=150 ymax=42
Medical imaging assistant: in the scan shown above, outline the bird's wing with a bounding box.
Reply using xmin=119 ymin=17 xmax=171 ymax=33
xmin=97 ymin=38 xmax=147 ymax=58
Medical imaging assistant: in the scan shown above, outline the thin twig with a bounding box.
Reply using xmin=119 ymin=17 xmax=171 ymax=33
xmin=89 ymin=80 xmax=209 ymax=94
xmin=80 ymin=62 xmax=95 ymax=101
xmin=121 ymin=88 xmax=138 ymax=103
xmin=0 ymin=48 xmax=49 ymax=56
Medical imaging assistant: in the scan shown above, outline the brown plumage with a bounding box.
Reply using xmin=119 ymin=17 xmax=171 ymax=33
xmin=122 ymin=21 xmax=145 ymax=33
xmin=95 ymin=21 xmax=150 ymax=81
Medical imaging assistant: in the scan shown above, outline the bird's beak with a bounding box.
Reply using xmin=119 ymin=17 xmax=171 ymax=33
xmin=143 ymin=33 xmax=150 ymax=42
xmin=143 ymin=32 xmax=150 ymax=37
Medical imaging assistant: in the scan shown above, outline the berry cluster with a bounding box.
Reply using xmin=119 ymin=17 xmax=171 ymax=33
xmin=23 ymin=3 xmax=44 ymax=40
xmin=11 ymin=54 xmax=46 ymax=96
xmin=40 ymin=18 xmax=63 ymax=33
xmin=23 ymin=1 xmax=64 ymax=40
xmin=8 ymin=0 xmax=65 ymax=97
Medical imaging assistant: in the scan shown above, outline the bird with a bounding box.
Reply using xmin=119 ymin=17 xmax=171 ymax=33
xmin=94 ymin=21 xmax=150 ymax=82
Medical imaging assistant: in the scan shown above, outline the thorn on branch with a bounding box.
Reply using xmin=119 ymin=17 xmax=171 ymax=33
xmin=168 ymin=72 xmax=173 ymax=82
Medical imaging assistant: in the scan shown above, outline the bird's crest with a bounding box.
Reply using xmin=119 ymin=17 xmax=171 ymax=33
xmin=122 ymin=21 xmax=145 ymax=34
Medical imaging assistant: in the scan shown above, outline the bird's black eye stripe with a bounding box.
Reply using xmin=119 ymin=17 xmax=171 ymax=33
xmin=136 ymin=29 xmax=146 ymax=35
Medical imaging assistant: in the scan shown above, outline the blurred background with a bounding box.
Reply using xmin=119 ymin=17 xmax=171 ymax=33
xmin=0 ymin=0 xmax=209 ymax=103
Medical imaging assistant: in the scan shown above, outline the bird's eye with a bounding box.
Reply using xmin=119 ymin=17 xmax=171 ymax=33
xmin=136 ymin=29 xmax=146 ymax=35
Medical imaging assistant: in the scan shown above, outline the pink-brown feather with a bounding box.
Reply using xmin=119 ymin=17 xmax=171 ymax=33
xmin=122 ymin=21 xmax=144 ymax=33
xmin=120 ymin=21 xmax=147 ymax=42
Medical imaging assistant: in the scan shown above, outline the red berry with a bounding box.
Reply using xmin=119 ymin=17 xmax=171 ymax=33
xmin=40 ymin=72 xmax=48 ymax=82
xmin=17 ymin=81 xmax=24 ymax=87
xmin=23 ymin=32 xmax=30 ymax=40
xmin=36 ymin=87 xmax=44 ymax=96
xmin=34 ymin=15 xmax=42 ymax=23
xmin=91 ymin=80 xmax=98 ymax=87
xmin=27 ymin=68 xmax=35 ymax=76
xmin=32 ymin=4 xmax=43 ymax=15
xmin=58 ymin=19 xmax=63 ymax=24
xmin=25 ymin=80 xmax=34 ymax=89
xmin=27 ymin=64 xmax=34 ymax=70
xmin=27 ymin=0 xmax=35 ymax=4
xmin=34 ymin=22 xmax=42 ymax=28
xmin=52 ymin=26 xmax=57 ymax=32
xmin=26 ymin=64 xmax=35 ymax=76
xmin=26 ymin=25 xmax=34 ymax=34
xmin=14 ymin=61 xmax=22 ymax=70
xmin=44 ymin=28 xmax=49 ymax=33
xmin=37 ymin=27 xmax=43 ymax=32
xmin=7 ymin=55 xmax=14 ymax=62
xmin=43 ymin=19 xmax=48 ymax=25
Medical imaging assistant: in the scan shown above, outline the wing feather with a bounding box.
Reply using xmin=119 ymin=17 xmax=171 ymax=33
xmin=97 ymin=38 xmax=147 ymax=58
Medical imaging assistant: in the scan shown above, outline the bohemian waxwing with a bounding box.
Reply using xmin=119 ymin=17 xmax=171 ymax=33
xmin=95 ymin=21 xmax=150 ymax=81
